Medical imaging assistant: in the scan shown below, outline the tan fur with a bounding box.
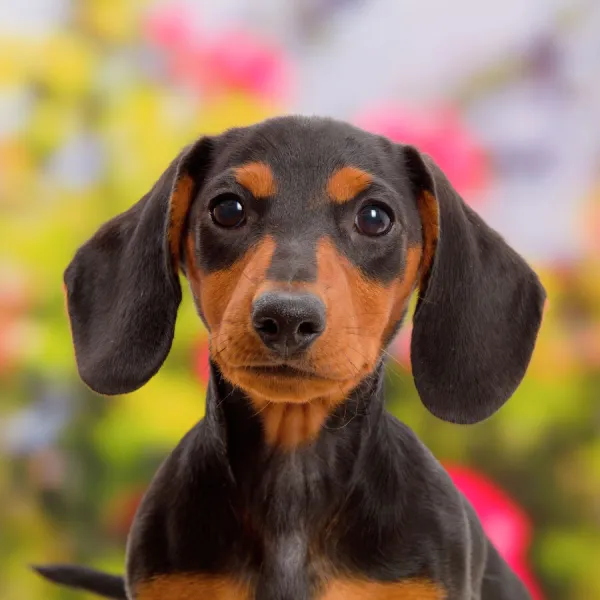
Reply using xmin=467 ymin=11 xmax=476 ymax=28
xmin=319 ymin=578 xmax=446 ymax=599
xmin=326 ymin=167 xmax=373 ymax=203
xmin=251 ymin=396 xmax=337 ymax=449
xmin=134 ymin=573 xmax=444 ymax=599
xmin=168 ymin=174 xmax=195 ymax=270
xmin=234 ymin=162 xmax=276 ymax=198
xmin=135 ymin=574 xmax=251 ymax=600
xmin=381 ymin=246 xmax=422 ymax=342
xmin=417 ymin=191 xmax=440 ymax=288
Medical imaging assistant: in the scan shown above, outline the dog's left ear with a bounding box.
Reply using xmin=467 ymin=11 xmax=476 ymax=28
xmin=403 ymin=146 xmax=546 ymax=424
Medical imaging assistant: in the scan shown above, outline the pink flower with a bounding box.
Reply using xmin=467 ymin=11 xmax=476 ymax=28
xmin=198 ymin=29 xmax=292 ymax=102
xmin=355 ymin=105 xmax=489 ymax=202
xmin=445 ymin=465 xmax=544 ymax=600
xmin=144 ymin=4 xmax=195 ymax=50
xmin=143 ymin=10 xmax=292 ymax=103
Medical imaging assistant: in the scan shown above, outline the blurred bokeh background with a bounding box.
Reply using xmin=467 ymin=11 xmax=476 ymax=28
xmin=1 ymin=1 xmax=599 ymax=599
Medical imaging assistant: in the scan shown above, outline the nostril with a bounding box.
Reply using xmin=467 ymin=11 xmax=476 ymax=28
xmin=297 ymin=320 xmax=320 ymax=337
xmin=256 ymin=317 xmax=279 ymax=337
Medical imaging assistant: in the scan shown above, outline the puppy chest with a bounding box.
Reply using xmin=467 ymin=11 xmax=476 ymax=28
xmin=132 ymin=532 xmax=445 ymax=600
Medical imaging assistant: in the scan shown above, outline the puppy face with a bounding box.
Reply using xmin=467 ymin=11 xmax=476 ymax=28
xmin=63 ymin=116 xmax=545 ymax=446
xmin=182 ymin=119 xmax=424 ymax=407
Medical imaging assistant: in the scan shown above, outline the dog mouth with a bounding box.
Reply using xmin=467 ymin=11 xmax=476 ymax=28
xmin=219 ymin=358 xmax=369 ymax=404
xmin=239 ymin=364 xmax=322 ymax=379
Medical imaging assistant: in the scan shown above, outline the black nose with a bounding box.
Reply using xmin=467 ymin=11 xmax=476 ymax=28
xmin=252 ymin=291 xmax=326 ymax=357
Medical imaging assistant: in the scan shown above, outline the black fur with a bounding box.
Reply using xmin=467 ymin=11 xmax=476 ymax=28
xmin=35 ymin=116 xmax=545 ymax=599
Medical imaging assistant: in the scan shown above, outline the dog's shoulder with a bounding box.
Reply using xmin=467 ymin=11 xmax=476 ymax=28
xmin=329 ymin=415 xmax=481 ymax=591
xmin=126 ymin=418 xmax=240 ymax=580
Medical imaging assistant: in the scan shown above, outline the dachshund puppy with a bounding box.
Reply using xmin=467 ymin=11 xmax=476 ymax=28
xmin=34 ymin=116 xmax=545 ymax=600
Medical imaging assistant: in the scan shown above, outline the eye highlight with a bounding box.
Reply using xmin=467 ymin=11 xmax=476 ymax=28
xmin=210 ymin=194 xmax=246 ymax=229
xmin=355 ymin=204 xmax=393 ymax=236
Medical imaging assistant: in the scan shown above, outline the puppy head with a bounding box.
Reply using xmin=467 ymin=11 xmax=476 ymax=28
xmin=64 ymin=116 xmax=545 ymax=428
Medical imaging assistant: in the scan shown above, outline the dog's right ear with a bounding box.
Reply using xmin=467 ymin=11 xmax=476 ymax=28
xmin=64 ymin=138 xmax=214 ymax=395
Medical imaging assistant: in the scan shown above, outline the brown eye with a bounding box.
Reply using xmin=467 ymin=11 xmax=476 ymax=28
xmin=355 ymin=205 xmax=392 ymax=236
xmin=210 ymin=195 xmax=245 ymax=228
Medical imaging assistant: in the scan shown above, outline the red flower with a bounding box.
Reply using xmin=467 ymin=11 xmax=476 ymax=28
xmin=193 ymin=339 xmax=210 ymax=386
xmin=106 ymin=487 xmax=145 ymax=538
xmin=445 ymin=465 xmax=544 ymax=599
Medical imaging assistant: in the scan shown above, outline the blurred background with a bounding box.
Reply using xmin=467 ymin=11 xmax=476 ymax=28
xmin=1 ymin=1 xmax=600 ymax=598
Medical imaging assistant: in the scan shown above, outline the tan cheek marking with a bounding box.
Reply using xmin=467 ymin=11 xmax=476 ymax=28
xmin=168 ymin=174 xmax=195 ymax=270
xmin=134 ymin=574 xmax=251 ymax=600
xmin=417 ymin=191 xmax=440 ymax=289
xmin=234 ymin=162 xmax=276 ymax=198
xmin=192 ymin=236 xmax=276 ymax=331
xmin=319 ymin=578 xmax=446 ymax=600
xmin=381 ymin=246 xmax=422 ymax=342
xmin=311 ymin=238 xmax=421 ymax=374
xmin=327 ymin=167 xmax=372 ymax=203
xmin=313 ymin=237 xmax=392 ymax=348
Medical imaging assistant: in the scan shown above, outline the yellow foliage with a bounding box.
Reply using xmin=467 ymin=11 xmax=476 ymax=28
xmin=76 ymin=0 xmax=144 ymax=42
xmin=93 ymin=373 xmax=207 ymax=465
xmin=34 ymin=34 xmax=97 ymax=98
xmin=195 ymin=92 xmax=282 ymax=134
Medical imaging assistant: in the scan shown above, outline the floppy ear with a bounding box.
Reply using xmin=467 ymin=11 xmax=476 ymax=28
xmin=404 ymin=146 xmax=546 ymax=424
xmin=64 ymin=138 xmax=214 ymax=395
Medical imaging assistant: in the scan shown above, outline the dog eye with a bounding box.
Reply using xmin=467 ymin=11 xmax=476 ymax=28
xmin=210 ymin=195 xmax=246 ymax=228
xmin=355 ymin=205 xmax=392 ymax=236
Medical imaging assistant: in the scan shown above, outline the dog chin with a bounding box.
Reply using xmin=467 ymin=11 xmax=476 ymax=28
xmin=219 ymin=364 xmax=356 ymax=405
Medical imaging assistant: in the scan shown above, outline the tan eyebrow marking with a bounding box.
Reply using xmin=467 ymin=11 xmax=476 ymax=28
xmin=326 ymin=167 xmax=373 ymax=203
xmin=233 ymin=162 xmax=276 ymax=198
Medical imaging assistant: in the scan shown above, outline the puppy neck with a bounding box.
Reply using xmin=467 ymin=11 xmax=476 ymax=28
xmin=202 ymin=361 xmax=386 ymax=531
xmin=204 ymin=361 xmax=386 ymax=455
